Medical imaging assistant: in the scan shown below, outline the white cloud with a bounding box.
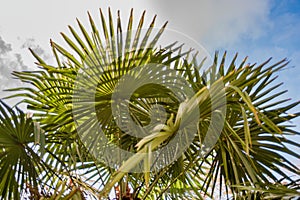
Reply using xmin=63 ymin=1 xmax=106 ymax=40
xmin=147 ymin=0 xmax=272 ymax=52
xmin=0 ymin=0 xmax=273 ymax=53
xmin=0 ymin=0 xmax=150 ymax=48
xmin=0 ymin=37 xmax=28 ymax=89
xmin=0 ymin=36 xmax=51 ymax=108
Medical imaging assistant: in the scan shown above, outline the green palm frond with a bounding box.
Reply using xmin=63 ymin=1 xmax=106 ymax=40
xmin=3 ymin=8 xmax=300 ymax=200
xmin=0 ymin=100 xmax=60 ymax=199
xmin=102 ymin=52 xmax=300 ymax=199
xmin=5 ymin=8 xmax=182 ymax=198
xmin=233 ymin=178 xmax=300 ymax=199
xmin=180 ymin=53 xmax=300 ymax=199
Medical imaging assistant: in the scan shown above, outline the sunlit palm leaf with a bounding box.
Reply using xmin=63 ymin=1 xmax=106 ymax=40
xmin=3 ymin=8 xmax=300 ymax=199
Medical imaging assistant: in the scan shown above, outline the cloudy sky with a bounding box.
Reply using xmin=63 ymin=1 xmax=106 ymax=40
xmin=0 ymin=0 xmax=299 ymax=133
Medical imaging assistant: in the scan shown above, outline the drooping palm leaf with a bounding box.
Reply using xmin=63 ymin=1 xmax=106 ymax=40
xmin=101 ymin=52 xmax=300 ymax=199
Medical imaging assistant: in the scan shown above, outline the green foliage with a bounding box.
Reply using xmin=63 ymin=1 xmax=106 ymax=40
xmin=1 ymin=8 xmax=299 ymax=199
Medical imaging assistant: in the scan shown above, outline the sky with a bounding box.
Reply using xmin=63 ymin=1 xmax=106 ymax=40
xmin=0 ymin=1 xmax=299 ymax=136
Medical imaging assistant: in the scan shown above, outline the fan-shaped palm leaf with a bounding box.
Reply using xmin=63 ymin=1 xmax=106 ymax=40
xmin=4 ymin=8 xmax=300 ymax=199
xmin=0 ymin=100 xmax=63 ymax=199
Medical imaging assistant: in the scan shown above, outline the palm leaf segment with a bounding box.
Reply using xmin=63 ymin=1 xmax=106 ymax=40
xmin=0 ymin=100 xmax=61 ymax=199
xmin=5 ymin=8 xmax=300 ymax=199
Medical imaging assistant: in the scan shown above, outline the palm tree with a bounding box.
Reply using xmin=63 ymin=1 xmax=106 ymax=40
xmin=0 ymin=100 xmax=87 ymax=199
xmin=1 ymin=8 xmax=299 ymax=199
